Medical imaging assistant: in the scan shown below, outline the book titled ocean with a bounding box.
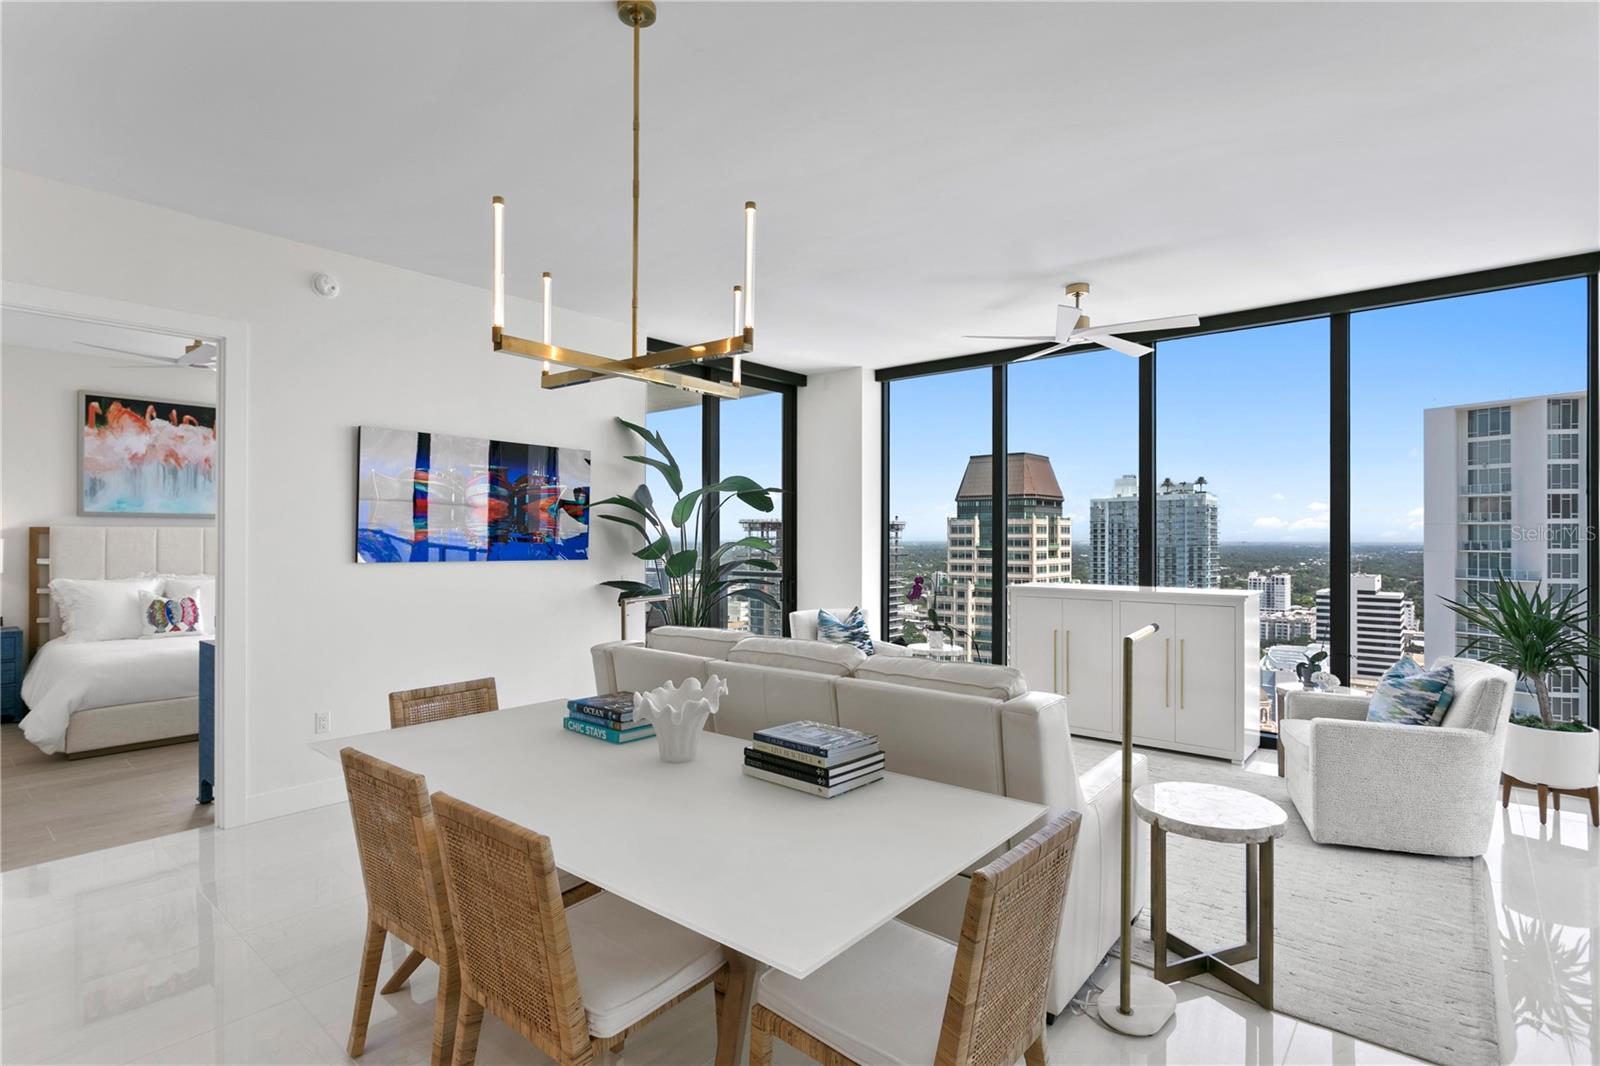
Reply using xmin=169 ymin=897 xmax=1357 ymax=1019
xmin=563 ymin=716 xmax=654 ymax=744
xmin=752 ymin=721 xmax=878 ymax=760
xmin=568 ymin=708 xmax=653 ymax=733
xmin=568 ymin=693 xmax=637 ymax=722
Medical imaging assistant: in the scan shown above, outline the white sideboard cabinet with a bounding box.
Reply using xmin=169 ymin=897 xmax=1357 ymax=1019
xmin=1009 ymin=583 xmax=1260 ymax=763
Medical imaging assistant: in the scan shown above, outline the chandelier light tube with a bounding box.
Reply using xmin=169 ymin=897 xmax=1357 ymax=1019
xmin=542 ymin=271 xmax=553 ymax=375
xmin=744 ymin=201 xmax=756 ymax=332
xmin=732 ymin=285 xmax=745 ymax=384
xmin=491 ymin=196 xmax=505 ymax=330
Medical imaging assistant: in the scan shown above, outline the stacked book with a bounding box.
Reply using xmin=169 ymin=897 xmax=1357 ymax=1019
xmin=564 ymin=693 xmax=655 ymax=744
xmin=743 ymin=721 xmax=885 ymax=798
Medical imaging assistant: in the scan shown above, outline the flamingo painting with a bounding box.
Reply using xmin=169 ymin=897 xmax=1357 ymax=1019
xmin=81 ymin=392 xmax=216 ymax=515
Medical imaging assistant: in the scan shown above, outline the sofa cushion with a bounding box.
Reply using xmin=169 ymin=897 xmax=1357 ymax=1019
xmin=1438 ymin=664 xmax=1512 ymax=734
xmin=1365 ymin=659 xmax=1453 ymax=726
xmin=853 ymin=656 xmax=1027 ymax=701
xmin=727 ymin=637 xmax=865 ymax=677
xmin=645 ymin=626 xmax=747 ymax=659
xmin=611 ymin=645 xmax=709 ymax=694
xmin=712 ymin=660 xmax=841 ymax=740
xmin=817 ymin=607 xmax=875 ymax=655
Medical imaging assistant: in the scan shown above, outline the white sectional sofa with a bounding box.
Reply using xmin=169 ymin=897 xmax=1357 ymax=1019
xmin=591 ymin=626 xmax=1148 ymax=1017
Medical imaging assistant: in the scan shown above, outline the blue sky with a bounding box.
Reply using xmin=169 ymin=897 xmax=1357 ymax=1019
xmin=642 ymin=388 xmax=783 ymax=547
xmin=890 ymin=277 xmax=1588 ymax=543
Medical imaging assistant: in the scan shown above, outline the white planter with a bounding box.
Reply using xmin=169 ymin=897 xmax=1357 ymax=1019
xmin=927 ymin=630 xmax=947 ymax=651
xmin=1502 ymin=720 xmax=1600 ymax=791
xmin=633 ymin=675 xmax=727 ymax=763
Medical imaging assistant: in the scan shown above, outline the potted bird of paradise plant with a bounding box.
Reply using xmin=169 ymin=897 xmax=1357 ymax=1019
xmin=1442 ymin=575 xmax=1598 ymax=821
xmin=595 ymin=418 xmax=781 ymax=627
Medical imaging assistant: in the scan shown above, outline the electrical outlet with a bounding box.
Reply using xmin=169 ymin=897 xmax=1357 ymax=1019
xmin=313 ymin=711 xmax=330 ymax=735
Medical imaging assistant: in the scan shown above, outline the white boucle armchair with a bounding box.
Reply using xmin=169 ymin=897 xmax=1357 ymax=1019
xmin=1278 ymin=659 xmax=1516 ymax=858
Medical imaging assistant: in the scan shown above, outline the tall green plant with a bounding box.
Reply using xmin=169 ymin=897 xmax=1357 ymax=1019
xmin=596 ymin=417 xmax=781 ymax=627
xmin=1441 ymin=575 xmax=1599 ymax=728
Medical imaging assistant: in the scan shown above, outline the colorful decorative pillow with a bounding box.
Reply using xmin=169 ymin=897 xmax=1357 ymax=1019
xmin=138 ymin=589 xmax=204 ymax=638
xmin=817 ymin=606 xmax=875 ymax=656
xmin=1366 ymin=659 xmax=1454 ymax=726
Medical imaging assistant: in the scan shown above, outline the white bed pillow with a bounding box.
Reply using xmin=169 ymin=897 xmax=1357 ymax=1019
xmin=163 ymin=575 xmax=216 ymax=633
xmin=49 ymin=576 xmax=163 ymax=642
xmin=137 ymin=588 xmax=206 ymax=638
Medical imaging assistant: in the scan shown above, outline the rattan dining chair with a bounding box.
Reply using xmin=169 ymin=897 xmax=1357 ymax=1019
xmin=340 ymin=748 xmax=459 ymax=1066
xmin=388 ymin=677 xmax=500 ymax=729
xmin=750 ymin=811 xmax=1082 ymax=1066
xmin=387 ymin=677 xmax=599 ymax=906
xmin=431 ymin=790 xmax=731 ymax=1066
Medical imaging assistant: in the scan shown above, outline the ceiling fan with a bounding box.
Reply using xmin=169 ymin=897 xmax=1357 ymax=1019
xmin=79 ymin=339 xmax=218 ymax=371
xmin=966 ymin=282 xmax=1200 ymax=360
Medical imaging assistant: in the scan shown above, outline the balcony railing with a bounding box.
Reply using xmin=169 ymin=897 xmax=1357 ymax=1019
xmin=1459 ymin=482 xmax=1512 ymax=495
xmin=1456 ymin=568 xmax=1542 ymax=582
xmin=1460 ymin=541 xmax=1513 ymax=552
xmin=1457 ymin=513 xmax=1512 ymax=524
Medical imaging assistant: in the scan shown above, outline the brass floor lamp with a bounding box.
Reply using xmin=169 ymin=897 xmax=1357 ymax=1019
xmin=1099 ymin=621 xmax=1178 ymax=1036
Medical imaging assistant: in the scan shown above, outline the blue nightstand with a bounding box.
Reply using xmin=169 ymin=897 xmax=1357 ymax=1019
xmin=199 ymin=639 xmax=215 ymax=804
xmin=1 ymin=627 xmax=23 ymax=723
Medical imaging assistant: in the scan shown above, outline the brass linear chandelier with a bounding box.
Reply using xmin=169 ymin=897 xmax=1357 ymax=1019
xmin=490 ymin=0 xmax=754 ymax=399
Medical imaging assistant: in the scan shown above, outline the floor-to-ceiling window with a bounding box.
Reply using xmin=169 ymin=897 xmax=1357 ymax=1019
xmin=1008 ymin=349 xmax=1139 ymax=589
xmin=1155 ymin=319 xmax=1331 ymax=736
xmin=1351 ymin=278 xmax=1589 ymax=718
xmin=887 ymin=368 xmax=993 ymax=661
xmin=720 ymin=385 xmax=785 ymax=636
xmin=642 ymin=387 xmax=705 ymax=597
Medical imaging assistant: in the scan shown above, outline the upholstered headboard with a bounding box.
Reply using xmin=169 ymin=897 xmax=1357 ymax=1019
xmin=30 ymin=525 xmax=218 ymax=649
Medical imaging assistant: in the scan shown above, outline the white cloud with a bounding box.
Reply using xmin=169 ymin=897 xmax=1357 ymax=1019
xmin=1406 ymin=507 xmax=1424 ymax=518
xmin=1290 ymin=515 xmax=1330 ymax=530
xmin=1306 ymin=502 xmax=1329 ymax=514
xmin=1271 ymin=492 xmax=1287 ymax=502
xmin=1253 ymin=516 xmax=1288 ymax=529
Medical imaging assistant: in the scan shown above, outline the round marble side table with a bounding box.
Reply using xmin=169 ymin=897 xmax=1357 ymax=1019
xmin=1132 ymin=781 xmax=1289 ymax=1010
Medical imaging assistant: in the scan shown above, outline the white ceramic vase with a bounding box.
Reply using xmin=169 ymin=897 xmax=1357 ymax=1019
xmin=634 ymin=675 xmax=727 ymax=763
xmin=1503 ymin=719 xmax=1599 ymax=791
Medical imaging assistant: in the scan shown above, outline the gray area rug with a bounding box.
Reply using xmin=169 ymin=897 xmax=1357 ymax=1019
xmin=1072 ymin=739 xmax=1502 ymax=1066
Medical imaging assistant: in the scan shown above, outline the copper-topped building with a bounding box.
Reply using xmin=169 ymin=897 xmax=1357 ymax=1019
xmin=941 ymin=453 xmax=1071 ymax=662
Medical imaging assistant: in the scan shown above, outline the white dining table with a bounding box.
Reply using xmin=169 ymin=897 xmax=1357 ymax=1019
xmin=313 ymin=699 xmax=1046 ymax=1063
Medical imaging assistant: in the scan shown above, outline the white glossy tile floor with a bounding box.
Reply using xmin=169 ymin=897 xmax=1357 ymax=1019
xmin=2 ymin=763 xmax=1594 ymax=1065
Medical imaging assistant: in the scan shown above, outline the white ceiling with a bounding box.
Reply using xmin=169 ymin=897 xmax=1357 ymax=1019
xmin=4 ymin=2 xmax=1596 ymax=374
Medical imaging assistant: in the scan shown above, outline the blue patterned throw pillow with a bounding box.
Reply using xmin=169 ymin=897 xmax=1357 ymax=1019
xmin=1366 ymin=659 xmax=1454 ymax=726
xmin=817 ymin=606 xmax=874 ymax=656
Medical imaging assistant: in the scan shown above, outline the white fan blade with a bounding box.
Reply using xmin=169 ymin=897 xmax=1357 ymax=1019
xmin=964 ymin=335 xmax=1054 ymax=342
xmin=76 ymin=342 xmax=175 ymax=363
xmin=1093 ymin=333 xmax=1153 ymax=357
xmin=1013 ymin=342 xmax=1073 ymax=363
xmin=1055 ymin=305 xmax=1084 ymax=343
xmin=178 ymin=341 xmax=218 ymax=367
xmin=1077 ymin=313 xmax=1200 ymax=337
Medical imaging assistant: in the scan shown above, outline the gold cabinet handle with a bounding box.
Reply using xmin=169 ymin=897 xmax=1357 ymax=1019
xmin=1052 ymin=627 xmax=1059 ymax=692
xmin=1180 ymin=638 xmax=1185 ymax=709
xmin=1164 ymin=637 xmax=1170 ymax=707
xmin=1063 ymin=631 xmax=1071 ymax=695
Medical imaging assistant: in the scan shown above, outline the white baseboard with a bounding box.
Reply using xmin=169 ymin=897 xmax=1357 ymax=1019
xmin=244 ymin=775 xmax=346 ymax=824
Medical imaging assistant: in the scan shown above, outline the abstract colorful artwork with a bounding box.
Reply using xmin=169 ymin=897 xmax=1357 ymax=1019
xmin=356 ymin=426 xmax=590 ymax=563
xmin=80 ymin=392 xmax=217 ymax=516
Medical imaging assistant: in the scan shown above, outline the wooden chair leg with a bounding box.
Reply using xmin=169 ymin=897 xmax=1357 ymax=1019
xmin=380 ymin=948 xmax=427 ymax=995
xmin=748 ymin=1005 xmax=774 ymax=1066
xmin=1537 ymin=784 xmax=1550 ymax=825
xmin=348 ymin=920 xmax=387 ymax=1057
xmin=1501 ymin=773 xmax=1513 ymax=808
xmin=1587 ymin=786 xmax=1599 ymax=827
xmin=1276 ymin=743 xmax=1284 ymax=778
xmin=451 ymin=995 xmax=484 ymax=1066
xmin=1024 ymin=1032 xmax=1050 ymax=1066
xmin=431 ymin=962 xmax=460 ymax=1066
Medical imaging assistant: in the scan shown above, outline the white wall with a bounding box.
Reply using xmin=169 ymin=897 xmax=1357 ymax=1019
xmin=796 ymin=367 xmax=880 ymax=627
xmin=2 ymin=170 xmax=646 ymax=820
xmin=1 ymin=346 xmax=216 ymax=631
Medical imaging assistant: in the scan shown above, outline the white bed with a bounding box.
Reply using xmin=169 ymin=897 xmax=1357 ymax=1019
xmin=23 ymin=525 xmax=215 ymax=758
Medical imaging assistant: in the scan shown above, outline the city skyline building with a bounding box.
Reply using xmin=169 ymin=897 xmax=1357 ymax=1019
xmin=1422 ymin=391 xmax=1588 ymax=721
xmin=942 ymin=453 xmax=1070 ymax=661
xmin=1089 ymin=475 xmax=1220 ymax=587
xmin=1315 ymin=572 xmax=1419 ymax=683
xmin=737 ymin=516 xmax=784 ymax=637
xmin=1248 ymin=571 xmax=1293 ymax=613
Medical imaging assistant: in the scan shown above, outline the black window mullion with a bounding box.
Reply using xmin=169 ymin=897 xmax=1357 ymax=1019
xmin=880 ymin=380 xmax=892 ymax=642
xmin=781 ymin=384 xmax=798 ymax=636
xmin=991 ymin=364 xmax=1008 ymax=664
xmin=1587 ymin=273 xmax=1598 ymax=727
xmin=1139 ymin=348 xmax=1157 ymax=587
xmin=1330 ymin=312 xmax=1353 ymax=686
xmin=701 ymin=393 xmax=722 ymax=627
